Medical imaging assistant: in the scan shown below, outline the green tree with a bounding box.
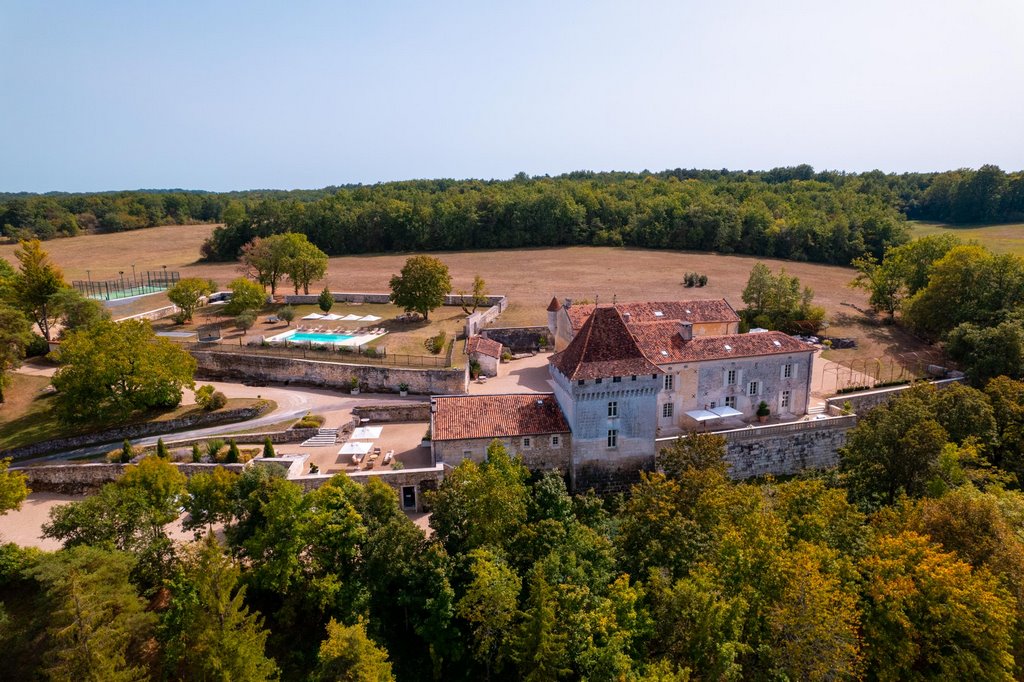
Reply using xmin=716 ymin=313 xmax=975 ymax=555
xmin=49 ymin=288 xmax=111 ymax=337
xmin=741 ymin=262 xmax=773 ymax=314
xmin=240 ymin=234 xmax=293 ymax=295
xmin=428 ymin=440 xmax=529 ymax=555
xmin=4 ymin=238 xmax=68 ymax=341
xmin=162 ymin=533 xmax=279 ymax=680
xmin=167 ymin=277 xmax=215 ymax=322
xmin=389 ymin=255 xmax=452 ymax=321
xmin=120 ymin=439 xmax=135 ymax=463
xmin=839 ymin=387 xmax=949 ymax=507
xmin=234 ymin=310 xmax=256 ymax=334
xmin=984 ymin=376 xmax=1024 ymax=477
xmin=859 ymin=531 xmax=1015 ymax=681
xmin=0 ymin=457 xmax=29 ymax=513
xmin=183 ymin=465 xmax=239 ymax=535
xmin=511 ymin=566 xmax=571 ymax=682
xmin=156 ymin=437 xmax=170 ymax=459
xmin=225 ymin=277 xmax=266 ymax=316
xmin=32 ymin=546 xmax=156 ymax=682
xmin=313 ymin=618 xmax=394 ymax=682
xmin=52 ymin=319 xmax=196 ymax=423
xmin=931 ymin=382 xmax=998 ymax=450
xmin=850 ymin=253 xmax=906 ymax=318
xmin=277 ymin=305 xmax=295 ymax=326
xmin=318 ymin=286 xmax=334 ymax=313
xmin=456 ymin=547 xmax=521 ymax=675
xmin=458 ymin=274 xmax=488 ymax=314
xmin=118 ymin=456 xmax=187 ymax=522
xmin=262 ymin=437 xmax=276 ymax=458
xmin=285 ymin=238 xmax=329 ymax=295
xmin=884 ymin=233 xmax=961 ymax=294
xmin=658 ymin=432 xmax=729 ymax=481
xmin=946 ymin=320 xmax=1024 ymax=385
xmin=0 ymin=304 xmax=33 ymax=403
xmin=226 ymin=438 xmax=241 ymax=463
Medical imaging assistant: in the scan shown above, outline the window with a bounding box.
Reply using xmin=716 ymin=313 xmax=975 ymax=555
xmin=664 ymin=374 xmax=675 ymax=391
xmin=596 ymin=378 xmax=602 ymax=384
xmin=748 ymin=381 xmax=759 ymax=396
xmin=727 ymin=369 xmax=737 ymax=385
xmin=522 ymin=436 xmax=532 ymax=449
xmin=783 ymin=363 xmax=793 ymax=379
xmin=662 ymin=403 xmax=674 ymax=418
xmin=578 ymin=379 xmax=585 ymax=386
xmin=725 ymin=396 xmax=737 ymax=408
xmin=631 ymin=375 xmax=637 ymax=381
xmin=551 ymin=435 xmax=560 ymax=447
xmin=608 ymin=401 xmax=618 ymax=418
xmin=612 ymin=376 xmax=622 ymax=383
xmin=710 ymin=401 xmax=717 ymax=409
xmin=463 ymin=450 xmax=473 ymax=459
xmin=781 ymin=390 xmax=791 ymax=409
xmin=401 ymin=486 xmax=417 ymax=510
xmin=607 ymin=429 xmax=618 ymax=447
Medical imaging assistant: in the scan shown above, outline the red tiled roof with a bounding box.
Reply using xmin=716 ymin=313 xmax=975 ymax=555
xmin=432 ymin=394 xmax=570 ymax=441
xmin=566 ymin=299 xmax=739 ymax=332
xmin=467 ymin=335 xmax=503 ymax=359
xmin=551 ymin=306 xmax=663 ymax=380
xmin=546 ymin=296 xmax=562 ymax=312
xmin=630 ymin=323 xmax=813 ymax=363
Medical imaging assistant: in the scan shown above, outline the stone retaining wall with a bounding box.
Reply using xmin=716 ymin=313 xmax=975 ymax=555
xmin=352 ymin=403 xmax=431 ymax=422
xmin=2 ymin=402 xmax=274 ymax=460
xmin=291 ymin=464 xmax=444 ymax=512
xmin=14 ymin=462 xmax=247 ymax=495
xmin=824 ymin=377 xmax=963 ymax=416
xmin=193 ymin=351 xmax=466 ymax=395
xmin=283 ymin=291 xmax=505 ymax=308
xmin=482 ymin=326 xmax=550 ymax=353
xmin=114 ymin=304 xmax=180 ymax=322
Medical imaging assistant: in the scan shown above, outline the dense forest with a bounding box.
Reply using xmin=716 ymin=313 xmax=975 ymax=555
xmin=3 ymin=165 xmax=1023 ymax=266
xmin=5 ymin=395 xmax=1024 ymax=681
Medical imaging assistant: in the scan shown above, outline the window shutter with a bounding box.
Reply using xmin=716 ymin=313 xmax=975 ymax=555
xmin=780 ymin=364 xmax=785 ymax=380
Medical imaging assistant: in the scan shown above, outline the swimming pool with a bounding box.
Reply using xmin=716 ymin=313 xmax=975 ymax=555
xmin=287 ymin=331 xmax=355 ymax=345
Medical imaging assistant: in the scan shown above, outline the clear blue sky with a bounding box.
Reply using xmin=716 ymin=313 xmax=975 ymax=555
xmin=2 ymin=0 xmax=1022 ymax=192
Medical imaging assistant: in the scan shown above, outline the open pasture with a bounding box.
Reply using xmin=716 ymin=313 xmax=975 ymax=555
xmin=1 ymin=224 xmax=933 ymax=375
xmin=909 ymin=221 xmax=1024 ymax=256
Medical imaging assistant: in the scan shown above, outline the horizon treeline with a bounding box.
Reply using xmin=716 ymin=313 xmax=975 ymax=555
xmin=3 ymin=165 xmax=1023 ymax=267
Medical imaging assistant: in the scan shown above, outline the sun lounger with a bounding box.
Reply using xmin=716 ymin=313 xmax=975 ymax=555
xmin=382 ymin=450 xmax=394 ymax=465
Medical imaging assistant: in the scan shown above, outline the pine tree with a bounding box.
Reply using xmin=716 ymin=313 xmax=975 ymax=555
xmin=314 ymin=618 xmax=394 ymax=682
xmin=32 ymin=546 xmax=155 ymax=682
xmin=156 ymin=437 xmax=170 ymax=459
xmin=162 ymin=533 xmax=278 ymax=680
xmin=511 ymin=567 xmax=570 ymax=682
xmin=227 ymin=439 xmax=241 ymax=464
xmin=120 ymin=439 xmax=134 ymax=464
xmin=191 ymin=443 xmax=202 ymax=463
xmin=262 ymin=437 xmax=276 ymax=459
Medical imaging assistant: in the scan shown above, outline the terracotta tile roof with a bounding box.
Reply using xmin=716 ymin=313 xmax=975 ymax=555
xmin=467 ymin=335 xmax=503 ymax=359
xmin=546 ymin=296 xmax=562 ymax=312
xmin=629 ymin=323 xmax=813 ymax=363
xmin=551 ymin=306 xmax=663 ymax=380
xmin=566 ymin=299 xmax=739 ymax=332
xmin=432 ymin=394 xmax=569 ymax=441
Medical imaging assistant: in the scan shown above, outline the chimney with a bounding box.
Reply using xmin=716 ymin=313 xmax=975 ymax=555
xmin=678 ymin=321 xmax=693 ymax=341
xmin=623 ymin=312 xmax=631 ymax=324
xmin=563 ymin=298 xmax=573 ymax=309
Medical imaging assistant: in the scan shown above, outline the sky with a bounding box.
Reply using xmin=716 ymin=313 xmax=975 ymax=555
xmin=1 ymin=0 xmax=1023 ymax=192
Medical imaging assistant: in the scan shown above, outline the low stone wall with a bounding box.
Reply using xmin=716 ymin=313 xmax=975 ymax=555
xmin=824 ymin=377 xmax=963 ymax=416
xmin=14 ymin=462 xmax=247 ymax=495
xmin=283 ymin=291 xmax=505 ymax=308
xmin=193 ymin=350 xmax=466 ymax=395
xmin=291 ymin=464 xmax=444 ymax=512
xmin=164 ymin=427 xmax=319 ymax=451
xmin=114 ymin=304 xmax=180 ymax=322
xmin=465 ymin=298 xmax=508 ymax=336
xmin=482 ymin=326 xmax=550 ymax=353
xmin=352 ymin=403 xmax=430 ymax=422
xmin=656 ymin=415 xmax=859 ymax=480
xmin=2 ymin=402 xmax=274 ymax=460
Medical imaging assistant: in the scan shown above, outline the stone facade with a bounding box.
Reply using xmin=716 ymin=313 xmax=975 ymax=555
xmin=192 ymin=350 xmax=466 ymax=395
xmin=352 ymin=403 xmax=431 ymax=422
xmin=656 ymin=350 xmax=815 ymax=432
xmin=482 ymin=327 xmax=551 ymax=353
xmin=433 ymin=432 xmax=572 ymax=473
xmin=293 ymin=464 xmax=444 ymax=512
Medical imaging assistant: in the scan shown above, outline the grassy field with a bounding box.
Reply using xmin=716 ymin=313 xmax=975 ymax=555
xmin=909 ymin=221 xmax=1024 ymax=255
xmin=0 ymin=223 xmax=933 ymax=375
xmin=0 ymin=370 xmax=268 ymax=453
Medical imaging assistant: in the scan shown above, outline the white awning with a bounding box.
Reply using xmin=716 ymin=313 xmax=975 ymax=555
xmin=322 ymin=313 xmax=342 ymax=321
xmin=351 ymin=426 xmax=383 ymax=439
xmin=302 ymin=313 xmax=325 ymax=320
xmin=360 ymin=314 xmax=382 ymax=322
xmin=339 ymin=442 xmax=372 ymax=455
xmin=341 ymin=314 xmax=363 ymax=321
xmin=685 ymin=409 xmax=720 ymax=422
xmin=709 ymin=406 xmax=743 ymax=418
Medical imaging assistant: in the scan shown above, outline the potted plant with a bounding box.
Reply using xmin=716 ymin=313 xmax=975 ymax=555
xmin=420 ymin=428 xmax=432 ymax=448
xmin=469 ymin=359 xmax=481 ymax=380
xmin=398 ymin=382 xmax=409 ymax=397
xmin=349 ymin=376 xmax=360 ymax=395
xmin=756 ymin=401 xmax=770 ymax=423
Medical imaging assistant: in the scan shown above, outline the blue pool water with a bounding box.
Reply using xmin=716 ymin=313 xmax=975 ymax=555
xmin=289 ymin=332 xmax=355 ymax=344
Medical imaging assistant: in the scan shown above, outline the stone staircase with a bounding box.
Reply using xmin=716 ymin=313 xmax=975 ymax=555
xmin=806 ymin=403 xmax=827 ymax=415
xmin=301 ymin=428 xmax=339 ymax=447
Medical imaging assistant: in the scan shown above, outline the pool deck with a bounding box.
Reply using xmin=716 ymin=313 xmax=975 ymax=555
xmin=265 ymin=328 xmax=387 ymax=348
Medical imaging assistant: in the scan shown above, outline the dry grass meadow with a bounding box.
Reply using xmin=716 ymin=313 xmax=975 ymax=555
xmin=1 ymin=223 xmax=937 ymax=375
xmin=908 ymin=221 xmax=1024 ymax=256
